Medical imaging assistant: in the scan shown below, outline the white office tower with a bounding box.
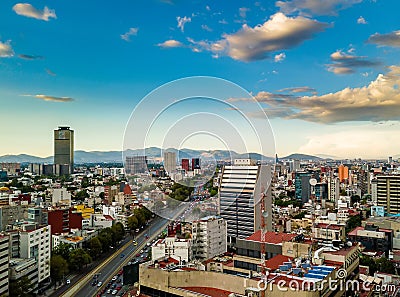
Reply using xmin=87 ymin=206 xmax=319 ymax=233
xmin=219 ymin=160 xmax=272 ymax=244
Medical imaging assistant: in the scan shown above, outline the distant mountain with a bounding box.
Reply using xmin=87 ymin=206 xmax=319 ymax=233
xmin=0 ymin=148 xmax=274 ymax=164
xmin=282 ymin=153 xmax=322 ymax=161
xmin=0 ymin=154 xmax=52 ymax=163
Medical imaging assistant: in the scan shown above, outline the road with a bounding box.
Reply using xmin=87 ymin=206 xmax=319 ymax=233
xmin=59 ymin=203 xmax=188 ymax=297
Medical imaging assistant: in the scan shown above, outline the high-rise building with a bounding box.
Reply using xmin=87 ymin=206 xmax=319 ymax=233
xmin=0 ymin=234 xmax=9 ymax=296
xmin=295 ymin=172 xmax=311 ymax=204
xmin=219 ymin=160 xmax=272 ymax=243
xmin=181 ymin=159 xmax=190 ymax=171
xmin=376 ymin=175 xmax=400 ymax=214
xmin=338 ymin=164 xmax=349 ymax=183
xmin=54 ymin=126 xmax=74 ymax=174
xmin=191 ymin=216 xmax=227 ymax=260
xmin=163 ymin=152 xmax=176 ymax=174
xmin=328 ymin=177 xmax=340 ymax=205
xmin=125 ymin=156 xmax=148 ymax=174
xmin=191 ymin=158 xmax=200 ymax=170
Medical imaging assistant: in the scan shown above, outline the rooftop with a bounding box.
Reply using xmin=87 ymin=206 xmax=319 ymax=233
xmin=246 ymin=230 xmax=297 ymax=244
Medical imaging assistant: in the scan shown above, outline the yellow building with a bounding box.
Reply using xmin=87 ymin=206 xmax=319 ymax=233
xmin=74 ymin=205 xmax=94 ymax=219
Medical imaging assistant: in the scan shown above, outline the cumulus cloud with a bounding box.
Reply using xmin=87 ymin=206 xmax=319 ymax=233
xmin=276 ymin=0 xmax=362 ymax=16
xmin=357 ymin=16 xmax=367 ymax=24
xmin=177 ymin=16 xmax=191 ymax=32
xmin=0 ymin=40 xmax=14 ymax=57
xmin=367 ymin=30 xmax=400 ymax=47
xmin=12 ymin=3 xmax=56 ymax=21
xmin=203 ymin=13 xmax=328 ymax=62
xmin=326 ymin=50 xmax=381 ymax=74
xmin=157 ymin=39 xmax=183 ymax=48
xmin=23 ymin=94 xmax=74 ymax=102
xmin=229 ymin=66 xmax=400 ymax=123
xmin=274 ymin=52 xmax=286 ymax=62
xmin=120 ymin=27 xmax=138 ymax=41
xmin=18 ymin=54 xmax=44 ymax=60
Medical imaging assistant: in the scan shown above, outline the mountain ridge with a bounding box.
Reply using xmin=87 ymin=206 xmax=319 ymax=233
xmin=0 ymin=149 xmax=324 ymax=163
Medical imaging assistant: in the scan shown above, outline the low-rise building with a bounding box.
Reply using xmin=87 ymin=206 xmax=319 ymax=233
xmin=191 ymin=216 xmax=227 ymax=260
xmin=152 ymin=236 xmax=192 ymax=262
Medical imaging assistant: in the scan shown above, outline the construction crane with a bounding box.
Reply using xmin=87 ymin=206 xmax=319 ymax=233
xmin=260 ymin=188 xmax=268 ymax=297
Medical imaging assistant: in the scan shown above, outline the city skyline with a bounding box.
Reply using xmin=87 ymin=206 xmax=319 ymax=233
xmin=1 ymin=1 xmax=400 ymax=158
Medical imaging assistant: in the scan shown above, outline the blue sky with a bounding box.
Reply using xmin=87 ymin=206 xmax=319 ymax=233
xmin=1 ymin=0 xmax=400 ymax=159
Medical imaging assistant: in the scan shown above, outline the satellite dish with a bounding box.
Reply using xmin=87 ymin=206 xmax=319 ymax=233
xmin=347 ymin=241 xmax=353 ymax=247
xmin=309 ymin=178 xmax=317 ymax=186
xmin=262 ymin=211 xmax=269 ymax=218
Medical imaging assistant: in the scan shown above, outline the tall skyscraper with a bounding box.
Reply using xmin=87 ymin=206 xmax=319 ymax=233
xmin=181 ymin=159 xmax=190 ymax=171
xmin=163 ymin=152 xmax=176 ymax=174
xmin=125 ymin=156 xmax=148 ymax=174
xmin=191 ymin=158 xmax=200 ymax=170
xmin=219 ymin=160 xmax=272 ymax=243
xmin=295 ymin=172 xmax=311 ymax=204
xmin=376 ymin=175 xmax=400 ymax=214
xmin=54 ymin=126 xmax=74 ymax=174
xmin=338 ymin=164 xmax=349 ymax=182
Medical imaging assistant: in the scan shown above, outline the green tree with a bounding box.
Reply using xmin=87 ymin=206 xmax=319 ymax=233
xmin=50 ymin=255 xmax=69 ymax=285
xmin=376 ymin=257 xmax=396 ymax=274
xmin=98 ymin=228 xmax=113 ymax=252
xmin=346 ymin=214 xmax=361 ymax=233
xmin=69 ymin=248 xmax=92 ymax=271
xmin=88 ymin=237 xmax=103 ymax=259
xmin=127 ymin=215 xmax=139 ymax=231
xmin=52 ymin=242 xmax=72 ymax=260
xmin=111 ymin=222 xmax=125 ymax=242
xmin=9 ymin=276 xmax=34 ymax=297
xmin=134 ymin=208 xmax=146 ymax=226
xmin=99 ymin=192 xmax=105 ymax=199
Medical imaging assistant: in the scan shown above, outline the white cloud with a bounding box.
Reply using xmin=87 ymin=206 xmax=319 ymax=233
xmin=239 ymin=7 xmax=250 ymax=18
xmin=230 ymin=65 xmax=400 ymax=123
xmin=201 ymin=24 xmax=212 ymax=32
xmin=274 ymin=52 xmax=286 ymax=62
xmin=120 ymin=27 xmax=139 ymax=41
xmin=206 ymin=5 xmax=211 ymax=11
xmin=367 ymin=30 xmax=400 ymax=47
xmin=12 ymin=3 xmax=56 ymax=21
xmin=22 ymin=94 xmax=74 ymax=102
xmin=357 ymin=16 xmax=367 ymax=24
xmin=208 ymin=13 xmax=327 ymax=61
xmin=177 ymin=16 xmax=191 ymax=32
xmin=157 ymin=39 xmax=183 ymax=48
xmin=298 ymin=123 xmax=400 ymax=159
xmin=0 ymin=40 xmax=14 ymax=57
xmin=276 ymin=0 xmax=362 ymax=16
xmin=327 ymin=50 xmax=381 ymax=74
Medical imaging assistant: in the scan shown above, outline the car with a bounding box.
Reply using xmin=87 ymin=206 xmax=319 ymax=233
xmin=112 ymin=283 xmax=117 ymax=289
xmin=97 ymin=281 xmax=103 ymax=287
xmin=112 ymin=289 xmax=118 ymax=295
xmin=133 ymin=241 xmax=138 ymax=246
xmin=112 ymin=276 xmax=118 ymax=281
xmin=146 ymin=242 xmax=151 ymax=247
xmin=107 ymin=289 xmax=112 ymax=293
xmin=140 ymin=249 xmax=144 ymax=253
xmin=118 ymin=269 xmax=123 ymax=275
xmin=66 ymin=279 xmax=71 ymax=285
xmin=120 ymin=254 xmax=125 ymax=258
xmin=92 ymin=280 xmax=97 ymax=286
xmin=136 ymin=253 xmax=140 ymax=257
xmin=117 ymin=278 xmax=122 ymax=283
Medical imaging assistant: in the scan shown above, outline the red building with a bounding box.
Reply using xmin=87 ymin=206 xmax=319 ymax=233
xmin=47 ymin=208 xmax=70 ymax=234
xmin=181 ymin=159 xmax=190 ymax=171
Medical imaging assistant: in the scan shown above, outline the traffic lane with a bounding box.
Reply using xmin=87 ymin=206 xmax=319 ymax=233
xmin=75 ymin=218 xmax=168 ymax=297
